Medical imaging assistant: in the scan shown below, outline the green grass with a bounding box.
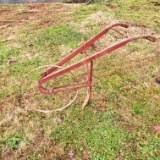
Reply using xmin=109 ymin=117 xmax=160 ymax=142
xmin=51 ymin=108 xmax=126 ymax=159
xmin=73 ymin=3 xmax=104 ymax=21
xmin=33 ymin=24 xmax=88 ymax=49
xmin=0 ymin=46 xmax=21 ymax=63
xmin=105 ymin=0 xmax=160 ymax=29
xmin=0 ymin=1 xmax=160 ymax=159
xmin=2 ymin=131 xmax=23 ymax=149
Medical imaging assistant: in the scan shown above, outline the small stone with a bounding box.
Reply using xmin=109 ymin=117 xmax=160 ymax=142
xmin=68 ymin=150 xmax=75 ymax=158
xmin=155 ymin=77 xmax=160 ymax=84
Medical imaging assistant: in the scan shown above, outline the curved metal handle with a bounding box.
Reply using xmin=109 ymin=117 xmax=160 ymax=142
xmin=145 ymin=36 xmax=156 ymax=42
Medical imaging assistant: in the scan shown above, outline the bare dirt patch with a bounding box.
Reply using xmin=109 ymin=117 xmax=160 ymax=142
xmin=0 ymin=3 xmax=76 ymax=39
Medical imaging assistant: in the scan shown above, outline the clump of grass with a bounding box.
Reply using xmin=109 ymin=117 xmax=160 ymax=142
xmin=33 ymin=24 xmax=88 ymax=49
xmin=0 ymin=46 xmax=21 ymax=63
xmin=73 ymin=4 xmax=104 ymax=22
xmin=1 ymin=131 xmax=23 ymax=149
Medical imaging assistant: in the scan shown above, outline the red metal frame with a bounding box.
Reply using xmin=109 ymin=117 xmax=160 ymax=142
xmin=38 ymin=23 xmax=156 ymax=105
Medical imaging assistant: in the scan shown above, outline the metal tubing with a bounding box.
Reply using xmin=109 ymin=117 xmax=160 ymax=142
xmin=38 ymin=34 xmax=156 ymax=94
xmin=41 ymin=22 xmax=129 ymax=78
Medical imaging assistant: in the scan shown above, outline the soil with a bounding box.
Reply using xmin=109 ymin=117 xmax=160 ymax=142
xmin=0 ymin=3 xmax=75 ymax=37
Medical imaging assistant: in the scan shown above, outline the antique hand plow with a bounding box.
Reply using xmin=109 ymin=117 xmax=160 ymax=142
xmin=38 ymin=22 xmax=156 ymax=108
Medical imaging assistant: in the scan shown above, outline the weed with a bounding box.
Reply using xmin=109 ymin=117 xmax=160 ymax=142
xmin=2 ymin=131 xmax=23 ymax=149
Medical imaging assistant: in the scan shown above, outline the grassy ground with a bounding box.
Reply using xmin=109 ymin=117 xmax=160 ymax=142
xmin=0 ymin=0 xmax=160 ymax=159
